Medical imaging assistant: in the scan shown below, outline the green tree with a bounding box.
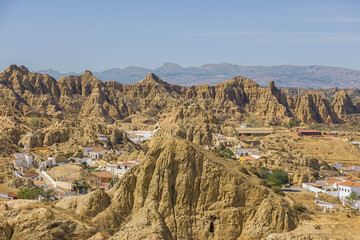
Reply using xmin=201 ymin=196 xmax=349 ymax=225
xmin=219 ymin=148 xmax=236 ymax=159
xmin=346 ymin=191 xmax=358 ymax=206
xmin=18 ymin=188 xmax=57 ymax=201
xmin=266 ymin=169 xmax=289 ymax=186
xmin=288 ymin=119 xmax=297 ymax=129
xmin=18 ymin=188 xmax=44 ymax=199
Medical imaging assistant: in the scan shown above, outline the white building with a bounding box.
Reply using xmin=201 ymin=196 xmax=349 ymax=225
xmin=303 ymin=175 xmax=360 ymax=199
xmin=126 ymin=129 xmax=159 ymax=144
xmin=14 ymin=153 xmax=34 ymax=166
xmin=105 ymin=161 xmax=142 ymax=177
xmin=83 ymin=147 xmax=106 ymax=159
xmin=73 ymin=157 xmax=97 ymax=168
xmin=97 ymin=133 xmax=108 ymax=142
xmin=235 ymin=148 xmax=260 ymax=158
xmin=40 ymin=158 xmax=56 ymax=169
xmin=338 ymin=181 xmax=360 ymax=200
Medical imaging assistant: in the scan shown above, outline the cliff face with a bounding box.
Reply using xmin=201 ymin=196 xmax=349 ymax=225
xmin=54 ymin=135 xmax=299 ymax=239
xmin=0 ymin=65 xmax=352 ymax=124
xmin=331 ymin=91 xmax=358 ymax=117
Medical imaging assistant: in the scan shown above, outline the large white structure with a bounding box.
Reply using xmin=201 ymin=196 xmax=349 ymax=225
xmin=303 ymin=175 xmax=360 ymax=200
xmin=126 ymin=129 xmax=159 ymax=144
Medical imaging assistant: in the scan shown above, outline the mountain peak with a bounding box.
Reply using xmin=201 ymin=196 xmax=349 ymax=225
xmin=4 ymin=64 xmax=29 ymax=75
xmin=137 ymin=73 xmax=170 ymax=88
xmin=83 ymin=70 xmax=93 ymax=76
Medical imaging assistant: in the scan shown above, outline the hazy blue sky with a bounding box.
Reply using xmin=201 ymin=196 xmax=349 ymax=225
xmin=0 ymin=0 xmax=360 ymax=72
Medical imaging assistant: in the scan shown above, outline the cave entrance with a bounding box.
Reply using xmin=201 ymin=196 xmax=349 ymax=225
xmin=209 ymin=221 xmax=214 ymax=233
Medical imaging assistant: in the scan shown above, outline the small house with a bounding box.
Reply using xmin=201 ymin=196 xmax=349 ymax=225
xmin=338 ymin=181 xmax=360 ymax=200
xmin=22 ymin=173 xmax=39 ymax=180
xmin=91 ymin=171 xmax=113 ymax=183
xmin=235 ymin=148 xmax=260 ymax=158
xmin=12 ymin=158 xmax=31 ymax=173
xmin=84 ymin=147 xmax=106 ymax=159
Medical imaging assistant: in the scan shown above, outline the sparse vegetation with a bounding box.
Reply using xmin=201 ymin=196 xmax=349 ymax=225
xmin=293 ymin=203 xmax=305 ymax=212
xmin=272 ymin=186 xmax=285 ymax=196
xmin=30 ymin=118 xmax=40 ymax=128
xmin=239 ymin=166 xmax=250 ymax=175
xmin=214 ymin=144 xmax=236 ymax=160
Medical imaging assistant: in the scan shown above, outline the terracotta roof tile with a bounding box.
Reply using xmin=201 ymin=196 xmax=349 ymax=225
xmin=343 ymin=175 xmax=360 ymax=181
xmin=91 ymin=171 xmax=113 ymax=178
xmin=338 ymin=181 xmax=360 ymax=187
xmin=89 ymin=147 xmax=105 ymax=153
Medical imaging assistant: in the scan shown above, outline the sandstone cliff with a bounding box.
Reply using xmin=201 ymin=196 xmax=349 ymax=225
xmin=0 ymin=65 xmax=351 ymax=124
xmin=331 ymin=90 xmax=358 ymax=117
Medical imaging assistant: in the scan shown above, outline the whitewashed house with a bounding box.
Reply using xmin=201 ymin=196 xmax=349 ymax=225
xmin=40 ymin=157 xmax=57 ymax=169
xmin=13 ymin=153 xmax=35 ymax=173
xmin=235 ymin=148 xmax=260 ymax=158
xmin=338 ymin=181 xmax=360 ymax=200
xmin=83 ymin=147 xmax=106 ymax=159
xmin=126 ymin=129 xmax=159 ymax=144
xmin=14 ymin=153 xmax=34 ymax=166
xmin=73 ymin=157 xmax=97 ymax=167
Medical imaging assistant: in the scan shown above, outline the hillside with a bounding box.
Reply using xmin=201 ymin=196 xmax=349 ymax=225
xmin=57 ymin=135 xmax=299 ymax=239
xmin=38 ymin=63 xmax=360 ymax=88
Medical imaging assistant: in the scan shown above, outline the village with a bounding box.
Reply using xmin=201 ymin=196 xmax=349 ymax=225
xmin=1 ymin=131 xmax=151 ymax=200
xmin=2 ymin=123 xmax=360 ymax=214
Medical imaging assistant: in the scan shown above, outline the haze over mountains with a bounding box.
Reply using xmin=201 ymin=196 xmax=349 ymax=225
xmin=38 ymin=63 xmax=360 ymax=89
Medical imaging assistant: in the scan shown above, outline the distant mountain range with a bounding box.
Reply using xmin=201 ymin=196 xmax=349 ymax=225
xmin=38 ymin=63 xmax=360 ymax=89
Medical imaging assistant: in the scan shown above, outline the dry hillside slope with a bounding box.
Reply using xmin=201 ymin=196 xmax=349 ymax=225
xmin=57 ymin=135 xmax=299 ymax=240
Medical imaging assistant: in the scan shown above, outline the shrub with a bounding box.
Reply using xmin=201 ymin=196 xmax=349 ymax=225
xmin=266 ymin=168 xmax=289 ymax=186
xmin=293 ymin=203 xmax=305 ymax=212
xmin=30 ymin=118 xmax=40 ymax=128
xmin=259 ymin=167 xmax=270 ymax=178
xmin=64 ymin=152 xmax=73 ymax=158
xmin=239 ymin=167 xmax=250 ymax=175
xmin=311 ymin=171 xmax=319 ymax=178
xmin=272 ymin=186 xmax=285 ymax=196
xmin=75 ymin=152 xmax=84 ymax=158
xmin=289 ymin=119 xmax=297 ymax=129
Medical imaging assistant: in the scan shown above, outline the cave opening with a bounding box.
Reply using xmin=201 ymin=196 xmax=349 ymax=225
xmin=209 ymin=221 xmax=214 ymax=233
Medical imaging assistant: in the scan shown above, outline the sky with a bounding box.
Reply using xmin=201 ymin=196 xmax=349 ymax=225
xmin=0 ymin=0 xmax=360 ymax=72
